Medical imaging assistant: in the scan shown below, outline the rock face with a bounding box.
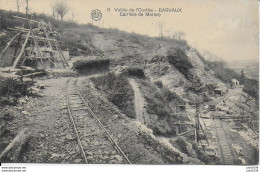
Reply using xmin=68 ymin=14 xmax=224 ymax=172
xmin=80 ymin=78 xmax=186 ymax=164
xmin=185 ymin=48 xmax=227 ymax=90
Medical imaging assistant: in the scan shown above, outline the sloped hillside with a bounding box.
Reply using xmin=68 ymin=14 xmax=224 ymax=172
xmin=0 ymin=10 xmax=258 ymax=165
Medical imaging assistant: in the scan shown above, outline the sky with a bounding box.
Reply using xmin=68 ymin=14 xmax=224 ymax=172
xmin=0 ymin=0 xmax=259 ymax=63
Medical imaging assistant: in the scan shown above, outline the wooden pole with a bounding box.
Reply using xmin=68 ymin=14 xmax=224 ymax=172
xmin=12 ymin=30 xmax=30 ymax=68
xmin=12 ymin=15 xmax=52 ymax=26
xmin=0 ymin=128 xmax=30 ymax=161
xmin=54 ymin=40 xmax=69 ymax=67
xmin=28 ymin=22 xmax=46 ymax=70
xmin=43 ymin=24 xmax=58 ymax=68
xmin=0 ymin=32 xmax=21 ymax=61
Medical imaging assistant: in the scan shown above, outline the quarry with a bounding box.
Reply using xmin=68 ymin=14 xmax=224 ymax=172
xmin=0 ymin=10 xmax=258 ymax=165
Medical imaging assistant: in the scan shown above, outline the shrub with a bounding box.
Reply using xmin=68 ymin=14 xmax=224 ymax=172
xmin=167 ymin=47 xmax=193 ymax=79
xmin=0 ymin=77 xmax=30 ymax=97
xmin=175 ymin=138 xmax=190 ymax=155
xmin=0 ymin=77 xmax=31 ymax=106
xmin=192 ymin=144 xmax=211 ymax=164
xmin=73 ymin=59 xmax=110 ymax=75
xmin=91 ymin=73 xmax=135 ymax=119
xmin=154 ymin=81 xmax=163 ymax=88
xmin=122 ymin=67 xmax=145 ymax=79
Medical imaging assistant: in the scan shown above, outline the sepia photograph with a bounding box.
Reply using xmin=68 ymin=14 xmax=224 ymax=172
xmin=0 ymin=0 xmax=258 ymax=170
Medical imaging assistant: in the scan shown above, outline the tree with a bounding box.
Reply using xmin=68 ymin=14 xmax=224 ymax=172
xmin=15 ymin=0 xmax=21 ymax=12
xmin=24 ymin=0 xmax=30 ymax=15
xmin=68 ymin=9 xmax=76 ymax=22
xmin=52 ymin=6 xmax=59 ymax=20
xmin=158 ymin=22 xmax=164 ymax=37
xmin=53 ymin=1 xmax=69 ymax=21
xmin=173 ymin=31 xmax=185 ymax=40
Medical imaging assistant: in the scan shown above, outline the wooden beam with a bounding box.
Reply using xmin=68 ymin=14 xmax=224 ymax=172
xmin=0 ymin=128 xmax=30 ymax=161
xmin=21 ymin=35 xmax=60 ymax=42
xmin=0 ymin=32 xmax=21 ymax=61
xmin=23 ymin=71 xmax=45 ymax=77
xmin=12 ymin=15 xmax=52 ymax=27
xmin=12 ymin=30 xmax=30 ymax=68
xmin=54 ymin=40 xmax=69 ymax=67
xmin=177 ymin=129 xmax=193 ymax=136
xmin=7 ymin=27 xmax=28 ymax=33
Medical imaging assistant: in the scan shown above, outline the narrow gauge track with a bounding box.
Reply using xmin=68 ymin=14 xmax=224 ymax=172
xmin=208 ymin=89 xmax=239 ymax=164
xmin=213 ymin=119 xmax=233 ymax=165
xmin=64 ymin=77 xmax=131 ymax=164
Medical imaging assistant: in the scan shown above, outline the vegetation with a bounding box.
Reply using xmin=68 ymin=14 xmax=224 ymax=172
xmin=196 ymin=51 xmax=259 ymax=99
xmin=137 ymin=79 xmax=183 ymax=136
xmin=73 ymin=59 xmax=110 ymax=75
xmin=170 ymin=138 xmax=190 ymax=156
xmin=167 ymin=47 xmax=193 ymax=79
xmin=122 ymin=67 xmax=146 ymax=79
xmin=154 ymin=81 xmax=163 ymax=88
xmin=91 ymin=72 xmax=135 ymax=119
xmin=0 ymin=76 xmax=31 ymax=106
xmin=192 ymin=144 xmax=211 ymax=164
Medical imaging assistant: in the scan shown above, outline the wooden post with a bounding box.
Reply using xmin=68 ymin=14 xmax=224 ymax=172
xmin=54 ymin=40 xmax=69 ymax=67
xmin=12 ymin=30 xmax=30 ymax=68
xmin=27 ymin=20 xmax=46 ymax=70
xmin=42 ymin=24 xmax=58 ymax=68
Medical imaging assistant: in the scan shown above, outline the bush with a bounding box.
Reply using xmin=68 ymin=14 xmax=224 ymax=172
xmin=167 ymin=47 xmax=193 ymax=79
xmin=73 ymin=59 xmax=110 ymax=75
xmin=175 ymin=138 xmax=190 ymax=155
xmin=122 ymin=67 xmax=145 ymax=79
xmin=0 ymin=77 xmax=31 ymax=106
xmin=0 ymin=77 xmax=30 ymax=97
xmin=192 ymin=144 xmax=211 ymax=164
xmin=91 ymin=73 xmax=135 ymax=119
xmin=154 ymin=81 xmax=163 ymax=88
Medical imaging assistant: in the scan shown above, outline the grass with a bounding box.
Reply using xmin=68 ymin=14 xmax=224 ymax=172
xmin=91 ymin=72 xmax=135 ymax=119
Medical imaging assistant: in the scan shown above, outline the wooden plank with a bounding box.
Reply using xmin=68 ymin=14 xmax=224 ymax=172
xmin=12 ymin=30 xmax=30 ymax=68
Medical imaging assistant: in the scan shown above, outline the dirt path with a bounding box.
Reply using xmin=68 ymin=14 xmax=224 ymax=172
xmin=128 ymin=78 xmax=147 ymax=124
xmin=21 ymin=78 xmax=85 ymax=163
xmin=0 ymin=76 xmax=188 ymax=164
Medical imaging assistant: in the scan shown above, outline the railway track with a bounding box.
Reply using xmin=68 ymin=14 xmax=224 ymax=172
xmin=213 ymin=119 xmax=233 ymax=165
xmin=206 ymin=88 xmax=239 ymax=164
xmin=64 ymin=77 xmax=131 ymax=164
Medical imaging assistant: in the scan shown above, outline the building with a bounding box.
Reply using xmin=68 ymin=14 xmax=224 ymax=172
xmin=231 ymin=79 xmax=239 ymax=88
xmin=214 ymin=88 xmax=223 ymax=96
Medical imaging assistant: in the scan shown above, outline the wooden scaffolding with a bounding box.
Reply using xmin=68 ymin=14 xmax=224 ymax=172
xmin=0 ymin=15 xmax=69 ymax=69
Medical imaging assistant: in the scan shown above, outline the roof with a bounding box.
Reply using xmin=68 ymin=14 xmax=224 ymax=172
xmin=214 ymin=88 xmax=222 ymax=91
xmin=231 ymin=79 xmax=239 ymax=82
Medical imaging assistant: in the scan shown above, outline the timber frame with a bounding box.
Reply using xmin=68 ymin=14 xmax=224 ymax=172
xmin=0 ymin=15 xmax=69 ymax=69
